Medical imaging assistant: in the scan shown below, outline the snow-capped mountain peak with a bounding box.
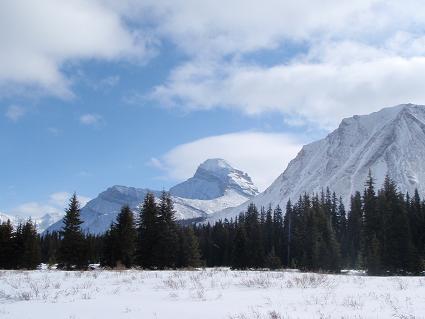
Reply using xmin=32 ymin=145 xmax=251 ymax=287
xmin=198 ymin=158 xmax=233 ymax=173
xmin=207 ymin=104 xmax=425 ymax=223
xmin=170 ymin=158 xmax=258 ymax=200
xmin=45 ymin=159 xmax=258 ymax=234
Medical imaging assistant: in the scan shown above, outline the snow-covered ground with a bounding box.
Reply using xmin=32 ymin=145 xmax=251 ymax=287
xmin=1 ymin=269 xmax=425 ymax=319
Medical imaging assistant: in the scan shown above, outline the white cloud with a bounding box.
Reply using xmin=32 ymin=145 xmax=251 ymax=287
xmin=4 ymin=0 xmax=425 ymax=126
xmin=9 ymin=192 xmax=91 ymax=218
xmin=117 ymin=0 xmax=377 ymax=56
xmin=80 ymin=113 xmax=104 ymax=126
xmin=151 ymin=41 xmax=425 ymax=128
xmin=5 ymin=105 xmax=26 ymax=121
xmin=153 ymin=131 xmax=305 ymax=191
xmin=137 ymin=0 xmax=425 ymax=128
xmin=0 ymin=0 xmax=150 ymax=97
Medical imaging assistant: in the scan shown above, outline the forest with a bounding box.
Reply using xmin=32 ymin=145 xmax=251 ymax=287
xmin=0 ymin=173 xmax=424 ymax=275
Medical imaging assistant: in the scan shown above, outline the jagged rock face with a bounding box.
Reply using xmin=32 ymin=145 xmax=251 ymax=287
xmin=208 ymin=104 xmax=425 ymax=223
xmin=0 ymin=212 xmax=62 ymax=233
xmin=170 ymin=158 xmax=258 ymax=200
xmin=45 ymin=159 xmax=258 ymax=235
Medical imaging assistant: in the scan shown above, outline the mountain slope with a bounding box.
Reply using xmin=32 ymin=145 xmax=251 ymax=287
xmin=0 ymin=212 xmax=63 ymax=233
xmin=46 ymin=159 xmax=258 ymax=234
xmin=208 ymin=104 xmax=425 ymax=222
xmin=170 ymin=158 xmax=258 ymax=199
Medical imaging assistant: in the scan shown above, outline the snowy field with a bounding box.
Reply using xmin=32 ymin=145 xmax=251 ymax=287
xmin=1 ymin=269 xmax=425 ymax=319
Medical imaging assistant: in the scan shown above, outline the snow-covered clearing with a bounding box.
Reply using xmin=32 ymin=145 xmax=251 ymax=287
xmin=0 ymin=269 xmax=425 ymax=318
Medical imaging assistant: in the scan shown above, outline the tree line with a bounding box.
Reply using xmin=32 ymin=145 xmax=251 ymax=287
xmin=0 ymin=192 xmax=201 ymax=270
xmin=195 ymin=173 xmax=425 ymax=274
xmin=0 ymin=173 xmax=424 ymax=275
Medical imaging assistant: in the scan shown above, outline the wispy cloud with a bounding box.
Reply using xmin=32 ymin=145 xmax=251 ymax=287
xmin=152 ymin=131 xmax=306 ymax=191
xmin=5 ymin=105 xmax=26 ymax=121
xmin=9 ymin=192 xmax=91 ymax=218
xmin=79 ymin=113 xmax=104 ymax=127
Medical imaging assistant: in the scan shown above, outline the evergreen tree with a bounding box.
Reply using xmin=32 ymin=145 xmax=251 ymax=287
xmin=0 ymin=220 xmax=14 ymax=269
xmin=40 ymin=231 xmax=61 ymax=265
xmin=283 ymin=200 xmax=293 ymax=267
xmin=136 ymin=192 xmax=158 ymax=268
xmin=264 ymin=205 xmax=274 ymax=256
xmin=58 ymin=194 xmax=87 ymax=270
xmin=101 ymin=205 xmax=136 ymax=268
xmin=177 ymin=226 xmax=201 ymax=268
xmin=245 ymin=203 xmax=265 ymax=268
xmin=367 ymin=234 xmax=382 ymax=275
xmin=154 ymin=192 xmax=179 ymax=269
xmin=409 ymin=189 xmax=424 ymax=256
xmin=101 ymin=225 xmax=118 ymax=268
xmin=231 ymin=217 xmax=248 ymax=269
xmin=18 ymin=220 xmax=40 ymax=269
xmin=380 ymin=176 xmax=415 ymax=274
xmin=347 ymin=192 xmax=362 ymax=268
xmin=362 ymin=171 xmax=380 ymax=273
xmin=114 ymin=205 xmax=136 ymax=267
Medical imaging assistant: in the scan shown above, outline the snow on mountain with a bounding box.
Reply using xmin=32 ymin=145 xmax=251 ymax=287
xmin=0 ymin=212 xmax=15 ymax=225
xmin=35 ymin=212 xmax=64 ymax=233
xmin=0 ymin=212 xmax=62 ymax=233
xmin=170 ymin=158 xmax=258 ymax=199
xmin=45 ymin=159 xmax=258 ymax=234
xmin=207 ymin=104 xmax=425 ymax=222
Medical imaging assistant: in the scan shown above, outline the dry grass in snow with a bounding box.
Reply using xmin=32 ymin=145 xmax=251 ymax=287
xmin=0 ymin=269 xmax=425 ymax=318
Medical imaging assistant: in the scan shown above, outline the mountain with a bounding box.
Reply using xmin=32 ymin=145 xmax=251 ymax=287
xmin=45 ymin=159 xmax=258 ymax=234
xmin=170 ymin=158 xmax=258 ymax=199
xmin=0 ymin=212 xmax=63 ymax=233
xmin=0 ymin=212 xmax=15 ymax=224
xmin=208 ymin=104 xmax=425 ymax=222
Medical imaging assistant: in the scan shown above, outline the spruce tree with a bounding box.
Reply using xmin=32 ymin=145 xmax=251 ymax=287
xmin=347 ymin=192 xmax=362 ymax=268
xmin=114 ymin=205 xmax=136 ymax=268
xmin=58 ymin=194 xmax=87 ymax=270
xmin=363 ymin=171 xmax=380 ymax=273
xmin=0 ymin=220 xmax=14 ymax=269
xmin=245 ymin=203 xmax=265 ymax=268
xmin=154 ymin=192 xmax=179 ymax=269
xmin=177 ymin=226 xmax=202 ymax=268
xmin=102 ymin=206 xmax=136 ymax=268
xmin=19 ymin=220 xmax=40 ymax=269
xmin=232 ymin=217 xmax=248 ymax=269
xmin=101 ymin=225 xmax=118 ymax=268
xmin=136 ymin=192 xmax=158 ymax=268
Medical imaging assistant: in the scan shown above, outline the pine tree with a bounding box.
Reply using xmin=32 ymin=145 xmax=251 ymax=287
xmin=347 ymin=192 xmax=362 ymax=268
xmin=245 ymin=203 xmax=265 ymax=268
xmin=58 ymin=194 xmax=87 ymax=270
xmin=264 ymin=205 xmax=274 ymax=256
xmin=136 ymin=192 xmax=158 ymax=268
xmin=380 ymin=176 xmax=414 ymax=274
xmin=19 ymin=220 xmax=40 ymax=269
xmin=362 ymin=171 xmax=380 ymax=272
xmin=177 ymin=226 xmax=202 ymax=268
xmin=232 ymin=217 xmax=248 ymax=269
xmin=40 ymin=231 xmax=61 ymax=266
xmin=272 ymin=205 xmax=284 ymax=262
xmin=409 ymin=189 xmax=424 ymax=256
xmin=265 ymin=247 xmax=282 ymax=269
xmin=101 ymin=225 xmax=118 ymax=268
xmin=114 ymin=205 xmax=136 ymax=268
xmin=283 ymin=200 xmax=293 ymax=267
xmin=102 ymin=205 xmax=137 ymax=268
xmin=367 ymin=234 xmax=382 ymax=275
xmin=154 ymin=191 xmax=179 ymax=269
xmin=0 ymin=220 xmax=14 ymax=269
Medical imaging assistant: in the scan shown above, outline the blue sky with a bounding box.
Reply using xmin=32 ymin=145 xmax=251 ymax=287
xmin=2 ymin=0 xmax=425 ymax=217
